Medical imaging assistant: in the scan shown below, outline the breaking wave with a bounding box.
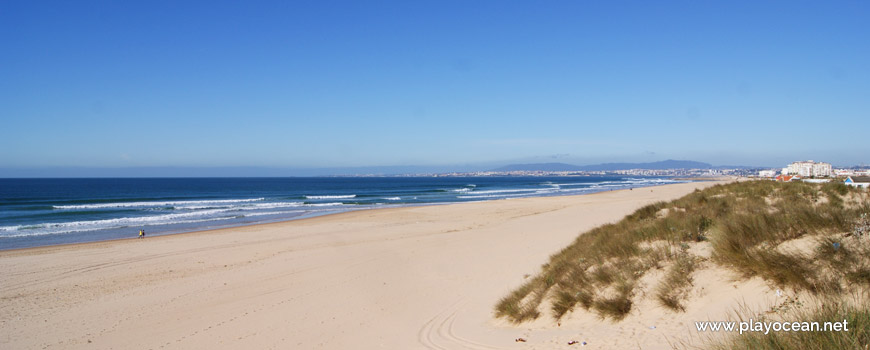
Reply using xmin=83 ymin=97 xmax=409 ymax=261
xmin=305 ymin=195 xmax=357 ymax=199
xmin=54 ymin=198 xmax=266 ymax=210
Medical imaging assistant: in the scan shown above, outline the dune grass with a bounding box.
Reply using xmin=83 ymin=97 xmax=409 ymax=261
xmin=655 ymin=248 xmax=697 ymax=312
xmin=495 ymin=180 xmax=870 ymax=323
xmin=699 ymin=297 xmax=870 ymax=350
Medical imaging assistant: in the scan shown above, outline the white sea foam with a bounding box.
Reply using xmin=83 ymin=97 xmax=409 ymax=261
xmin=305 ymin=195 xmax=356 ymax=199
xmin=555 ymin=182 xmax=597 ymax=186
xmin=624 ymin=178 xmax=675 ymax=184
xmin=462 ymin=188 xmax=538 ymax=195
xmin=458 ymin=193 xmax=536 ymax=199
xmin=451 ymin=188 xmax=472 ymax=193
xmin=556 ymin=187 xmax=595 ymax=192
xmin=304 ymin=202 xmax=345 ymax=207
xmin=550 ymin=188 xmax=594 ymax=195
xmin=171 ymin=205 xmax=232 ymax=210
xmin=1 ymin=199 xmax=343 ymax=238
xmin=0 ymin=216 xmax=241 ymax=238
xmin=234 ymin=202 xmax=305 ymax=210
xmin=459 ymin=186 xmax=608 ymax=200
xmin=54 ymin=198 xmax=266 ymax=210
xmin=172 ymin=201 xmax=304 ymax=210
xmin=383 ymin=197 xmax=401 ymax=201
xmin=0 ymin=209 xmax=239 ymax=237
xmin=242 ymin=210 xmax=306 ymax=218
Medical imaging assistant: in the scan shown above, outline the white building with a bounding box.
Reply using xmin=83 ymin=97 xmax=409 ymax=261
xmin=836 ymin=169 xmax=870 ymax=177
xmin=758 ymin=170 xmax=777 ymax=178
xmin=845 ymin=176 xmax=870 ymax=189
xmin=785 ymin=160 xmax=832 ymax=178
xmin=803 ymin=179 xmax=831 ymax=184
xmin=835 ymin=169 xmax=854 ymax=177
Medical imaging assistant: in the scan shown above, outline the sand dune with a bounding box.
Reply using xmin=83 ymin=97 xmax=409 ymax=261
xmin=1 ymin=181 xmax=762 ymax=349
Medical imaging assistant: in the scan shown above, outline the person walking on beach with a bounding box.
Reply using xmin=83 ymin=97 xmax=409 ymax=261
xmin=138 ymin=229 xmax=145 ymax=239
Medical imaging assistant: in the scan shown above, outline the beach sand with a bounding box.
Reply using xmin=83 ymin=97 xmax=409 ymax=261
xmin=1 ymin=180 xmax=770 ymax=349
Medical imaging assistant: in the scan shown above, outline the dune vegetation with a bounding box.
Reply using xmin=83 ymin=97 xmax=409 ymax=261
xmin=697 ymin=296 xmax=870 ymax=350
xmin=495 ymin=180 xmax=870 ymax=330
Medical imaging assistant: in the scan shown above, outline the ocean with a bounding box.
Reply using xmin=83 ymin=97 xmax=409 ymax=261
xmin=0 ymin=176 xmax=679 ymax=250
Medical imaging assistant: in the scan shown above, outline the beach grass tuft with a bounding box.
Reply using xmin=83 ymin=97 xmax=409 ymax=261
xmin=655 ymin=249 xmax=696 ymax=312
xmin=698 ymin=297 xmax=870 ymax=350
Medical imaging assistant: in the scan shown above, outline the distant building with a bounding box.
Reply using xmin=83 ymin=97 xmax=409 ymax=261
xmin=803 ymin=179 xmax=831 ymax=184
xmin=836 ymin=169 xmax=870 ymax=177
xmin=758 ymin=170 xmax=777 ymax=178
xmin=845 ymin=176 xmax=870 ymax=189
xmin=776 ymin=174 xmax=801 ymax=182
xmin=835 ymin=169 xmax=854 ymax=177
xmin=785 ymin=160 xmax=832 ymax=177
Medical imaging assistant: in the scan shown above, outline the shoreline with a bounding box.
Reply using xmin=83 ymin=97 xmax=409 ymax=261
xmin=0 ymin=178 xmax=700 ymax=253
xmin=0 ymin=189 xmax=626 ymax=255
xmin=0 ymin=180 xmax=730 ymax=349
xmin=0 ymin=207 xmax=371 ymax=254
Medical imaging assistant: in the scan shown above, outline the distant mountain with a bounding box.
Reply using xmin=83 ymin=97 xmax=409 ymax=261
xmin=491 ymin=159 xmax=714 ymax=172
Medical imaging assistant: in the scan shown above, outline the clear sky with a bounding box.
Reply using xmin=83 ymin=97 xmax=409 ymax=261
xmin=2 ymin=1 xmax=868 ymax=172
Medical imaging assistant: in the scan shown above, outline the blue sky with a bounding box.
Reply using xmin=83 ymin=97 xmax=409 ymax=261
xmin=2 ymin=1 xmax=868 ymax=172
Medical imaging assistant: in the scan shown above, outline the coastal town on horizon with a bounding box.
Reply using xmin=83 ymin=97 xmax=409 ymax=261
xmin=380 ymin=159 xmax=870 ymax=179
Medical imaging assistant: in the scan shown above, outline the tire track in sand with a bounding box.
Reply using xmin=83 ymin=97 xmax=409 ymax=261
xmin=417 ymin=299 xmax=508 ymax=350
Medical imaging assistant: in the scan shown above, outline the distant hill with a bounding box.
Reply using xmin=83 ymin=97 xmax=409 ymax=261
xmin=491 ymin=159 xmax=713 ymax=172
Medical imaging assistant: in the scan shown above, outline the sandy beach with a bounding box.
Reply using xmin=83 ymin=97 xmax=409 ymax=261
xmin=1 ymin=180 xmax=758 ymax=350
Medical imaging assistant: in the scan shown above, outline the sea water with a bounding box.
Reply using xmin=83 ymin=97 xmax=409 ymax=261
xmin=0 ymin=176 xmax=679 ymax=250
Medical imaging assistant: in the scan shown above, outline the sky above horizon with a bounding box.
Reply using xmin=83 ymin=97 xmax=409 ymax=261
xmin=2 ymin=1 xmax=869 ymax=173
